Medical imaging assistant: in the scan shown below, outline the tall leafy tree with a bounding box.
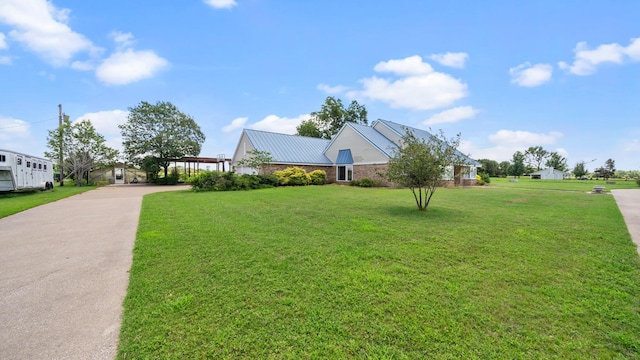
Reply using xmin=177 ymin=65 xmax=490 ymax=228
xmin=594 ymin=158 xmax=616 ymax=180
xmin=119 ymin=101 xmax=205 ymax=178
xmin=296 ymin=96 xmax=368 ymax=139
xmin=384 ymin=129 xmax=467 ymax=211
xmin=46 ymin=118 xmax=118 ymax=187
xmin=573 ymin=161 xmax=587 ymax=179
xmin=295 ymin=119 xmax=322 ymax=138
xmin=508 ymin=151 xmax=526 ymax=177
xmin=545 ymin=151 xmax=568 ymax=171
xmin=477 ymin=159 xmax=499 ymax=177
xmin=524 ymin=146 xmax=549 ymax=171
xmin=498 ymin=161 xmax=511 ymax=177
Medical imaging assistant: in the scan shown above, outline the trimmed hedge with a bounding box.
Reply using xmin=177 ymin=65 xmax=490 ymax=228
xmin=188 ymin=171 xmax=276 ymax=192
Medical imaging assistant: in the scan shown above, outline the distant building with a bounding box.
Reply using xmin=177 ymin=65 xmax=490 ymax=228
xmin=530 ymin=168 xmax=567 ymax=180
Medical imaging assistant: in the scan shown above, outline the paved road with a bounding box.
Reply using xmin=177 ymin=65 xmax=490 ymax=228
xmin=0 ymin=184 xmax=189 ymax=360
xmin=612 ymin=189 xmax=640 ymax=256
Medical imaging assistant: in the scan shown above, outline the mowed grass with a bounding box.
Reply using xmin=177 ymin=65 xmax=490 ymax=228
xmin=118 ymin=185 xmax=640 ymax=359
xmin=0 ymin=184 xmax=95 ymax=218
xmin=490 ymin=177 xmax=639 ymax=191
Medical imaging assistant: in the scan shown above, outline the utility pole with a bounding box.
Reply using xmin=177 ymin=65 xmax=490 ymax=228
xmin=58 ymin=104 xmax=64 ymax=186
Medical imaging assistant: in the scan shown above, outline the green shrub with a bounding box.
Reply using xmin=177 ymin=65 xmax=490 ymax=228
xmin=188 ymin=171 xmax=278 ymax=191
xmin=349 ymin=179 xmax=360 ymax=186
xmin=274 ymin=167 xmax=310 ymax=186
xmin=481 ymin=173 xmax=491 ymax=184
xmin=636 ymin=178 xmax=640 ymax=187
xmin=258 ymin=174 xmax=279 ymax=187
xmin=156 ymin=176 xmax=179 ymax=185
xmin=309 ymin=170 xmax=327 ymax=185
xmin=476 ymin=174 xmax=485 ymax=186
xmin=358 ymin=178 xmax=374 ymax=187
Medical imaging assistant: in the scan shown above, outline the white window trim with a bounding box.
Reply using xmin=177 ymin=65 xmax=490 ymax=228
xmin=337 ymin=164 xmax=353 ymax=181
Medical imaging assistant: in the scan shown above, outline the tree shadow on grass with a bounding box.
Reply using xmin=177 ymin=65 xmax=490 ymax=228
xmin=382 ymin=204 xmax=465 ymax=224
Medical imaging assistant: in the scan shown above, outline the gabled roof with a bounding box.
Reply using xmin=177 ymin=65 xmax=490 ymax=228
xmin=244 ymin=129 xmax=332 ymax=165
xmin=373 ymin=119 xmax=481 ymax=166
xmin=341 ymin=122 xmax=397 ymax=158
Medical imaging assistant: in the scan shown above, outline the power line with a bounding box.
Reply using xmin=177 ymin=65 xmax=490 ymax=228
xmin=0 ymin=117 xmax=58 ymax=131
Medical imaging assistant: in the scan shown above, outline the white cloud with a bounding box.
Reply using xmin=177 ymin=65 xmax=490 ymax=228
xmin=317 ymin=83 xmax=349 ymax=94
xmin=509 ymin=62 xmax=553 ymax=87
xmin=373 ymin=55 xmax=434 ymax=75
xmin=461 ymin=130 xmax=564 ymax=162
xmin=73 ymin=109 xmax=129 ymax=136
xmin=623 ymin=139 xmax=640 ymax=152
xmin=346 ymin=55 xmax=467 ymax=110
xmin=489 ymin=129 xmax=562 ymax=146
xmin=424 ymin=106 xmax=479 ymax=125
xmin=429 ymin=52 xmax=468 ymax=68
xmin=625 ymin=38 xmax=640 ymax=61
xmin=0 ymin=56 xmax=11 ymax=65
xmin=558 ymin=38 xmax=640 ymax=76
xmin=0 ymin=32 xmax=7 ymax=49
xmin=222 ymin=117 xmax=248 ymax=132
xmin=0 ymin=0 xmax=101 ymax=66
xmin=204 ymin=0 xmax=237 ymax=9
xmin=0 ymin=115 xmax=34 ymax=151
xmin=248 ymin=114 xmax=309 ymax=134
xmin=110 ymin=31 xmax=135 ymax=50
xmin=96 ymin=49 xmax=169 ymax=86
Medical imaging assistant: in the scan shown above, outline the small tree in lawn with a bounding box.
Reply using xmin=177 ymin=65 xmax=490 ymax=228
xmin=46 ymin=118 xmax=118 ymax=186
xmin=236 ymin=149 xmax=275 ymax=174
xmin=573 ymin=161 xmax=587 ymax=179
xmin=385 ymin=128 xmax=466 ymax=211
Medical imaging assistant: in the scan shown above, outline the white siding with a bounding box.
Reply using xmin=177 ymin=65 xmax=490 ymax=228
xmin=373 ymin=122 xmax=402 ymax=145
xmin=231 ymin=132 xmax=257 ymax=174
xmin=325 ymin=126 xmax=389 ymax=164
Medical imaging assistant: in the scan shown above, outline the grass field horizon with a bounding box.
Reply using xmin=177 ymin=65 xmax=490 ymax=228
xmin=118 ymin=185 xmax=640 ymax=358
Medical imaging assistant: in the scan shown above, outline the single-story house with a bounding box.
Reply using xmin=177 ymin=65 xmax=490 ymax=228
xmin=530 ymin=167 xmax=567 ymax=180
xmin=90 ymin=163 xmax=147 ymax=184
xmin=232 ymin=119 xmax=479 ymax=186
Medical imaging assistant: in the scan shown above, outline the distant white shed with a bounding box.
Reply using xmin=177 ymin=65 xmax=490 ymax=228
xmin=530 ymin=167 xmax=566 ymax=180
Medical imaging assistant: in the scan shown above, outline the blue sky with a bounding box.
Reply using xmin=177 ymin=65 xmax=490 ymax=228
xmin=1 ymin=0 xmax=639 ymax=170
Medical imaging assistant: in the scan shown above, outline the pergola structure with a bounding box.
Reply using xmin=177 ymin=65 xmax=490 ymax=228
xmin=171 ymin=155 xmax=232 ymax=176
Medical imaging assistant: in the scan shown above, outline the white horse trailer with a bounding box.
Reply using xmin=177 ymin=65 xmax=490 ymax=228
xmin=0 ymin=149 xmax=54 ymax=192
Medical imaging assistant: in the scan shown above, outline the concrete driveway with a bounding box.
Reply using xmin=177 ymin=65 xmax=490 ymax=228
xmin=0 ymin=184 xmax=189 ymax=360
xmin=612 ymin=189 xmax=640 ymax=256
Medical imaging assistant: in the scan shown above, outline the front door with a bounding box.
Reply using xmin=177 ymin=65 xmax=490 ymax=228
xmin=16 ymin=155 xmax=24 ymax=188
xmin=114 ymin=167 xmax=125 ymax=184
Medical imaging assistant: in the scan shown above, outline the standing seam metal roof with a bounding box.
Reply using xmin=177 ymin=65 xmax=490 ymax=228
xmin=344 ymin=122 xmax=397 ymax=157
xmin=374 ymin=119 xmax=481 ymax=166
xmin=336 ymin=149 xmax=354 ymax=164
xmin=244 ymin=129 xmax=332 ymax=164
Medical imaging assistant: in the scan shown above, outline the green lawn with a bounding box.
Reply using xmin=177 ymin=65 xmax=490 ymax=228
xmin=0 ymin=184 xmax=95 ymax=219
xmin=490 ymin=176 xmax=639 ymax=191
xmin=118 ymin=185 xmax=640 ymax=359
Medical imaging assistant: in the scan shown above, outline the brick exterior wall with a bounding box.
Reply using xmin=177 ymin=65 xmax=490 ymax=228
xmin=265 ymin=163 xmax=477 ymax=187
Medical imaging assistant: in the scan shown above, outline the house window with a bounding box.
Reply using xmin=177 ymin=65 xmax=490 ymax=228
xmin=44 ymin=164 xmax=47 ymax=170
xmin=337 ymin=165 xmax=353 ymax=181
xmin=0 ymin=155 xmax=5 ymax=162
xmin=39 ymin=163 xmax=42 ymax=169
xmin=27 ymin=161 xmax=31 ymax=168
xmin=17 ymin=158 xmax=22 ymax=165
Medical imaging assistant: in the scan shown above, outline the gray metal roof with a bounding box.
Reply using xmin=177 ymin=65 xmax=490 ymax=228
xmin=345 ymin=122 xmax=397 ymax=157
xmin=374 ymin=119 xmax=481 ymax=166
xmin=244 ymin=129 xmax=332 ymax=165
